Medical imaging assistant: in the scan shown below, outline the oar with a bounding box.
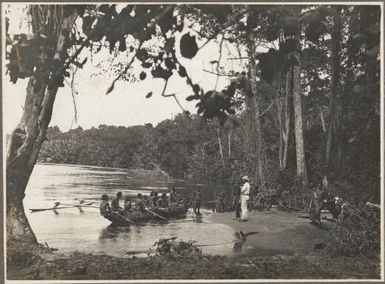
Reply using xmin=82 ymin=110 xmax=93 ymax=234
xmin=54 ymin=201 xmax=98 ymax=212
xmin=112 ymin=212 xmax=135 ymax=224
xmin=56 ymin=201 xmax=95 ymax=207
xmin=30 ymin=202 xmax=97 ymax=213
xmin=75 ymin=205 xmax=99 ymax=208
xmin=145 ymin=208 xmax=168 ymax=221
xmin=55 ymin=202 xmax=97 ymax=208
xmin=30 ymin=206 xmax=75 ymax=212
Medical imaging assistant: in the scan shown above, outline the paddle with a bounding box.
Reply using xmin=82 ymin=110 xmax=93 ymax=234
xmin=57 ymin=200 xmax=98 ymax=208
xmin=112 ymin=212 xmax=135 ymax=224
xmin=57 ymin=200 xmax=95 ymax=206
xmin=30 ymin=206 xmax=75 ymax=212
xmin=56 ymin=202 xmax=96 ymax=208
xmin=30 ymin=201 xmax=98 ymax=213
xmin=145 ymin=208 xmax=168 ymax=221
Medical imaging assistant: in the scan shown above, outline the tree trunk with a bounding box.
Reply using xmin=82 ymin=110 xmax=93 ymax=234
xmin=216 ymin=128 xmax=225 ymax=166
xmin=282 ymin=69 xmax=292 ymax=170
xmin=228 ymin=127 xmax=232 ymax=158
xmin=325 ymin=8 xmax=342 ymax=182
xmin=319 ymin=106 xmax=326 ymax=133
xmin=246 ymin=32 xmax=265 ymax=188
xmin=6 ymin=9 xmax=77 ymax=246
xmin=277 ymin=69 xmax=293 ymax=170
xmin=275 ymin=74 xmax=284 ymax=169
xmin=277 ymin=97 xmax=283 ymax=168
xmin=244 ymin=95 xmax=257 ymax=180
xmin=292 ymin=52 xmax=308 ymax=187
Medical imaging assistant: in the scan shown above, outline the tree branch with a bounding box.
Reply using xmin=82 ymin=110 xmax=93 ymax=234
xmin=70 ymin=66 xmax=79 ymax=123
xmin=105 ymin=5 xmax=174 ymax=95
xmin=227 ymin=57 xmax=250 ymax=60
xmin=203 ymin=69 xmax=237 ymax=77
xmin=172 ymin=95 xmax=186 ymax=112
xmin=161 ymin=79 xmax=186 ymax=112
xmin=105 ymin=41 xmax=143 ymax=95
xmin=160 ymin=79 xmax=170 ymax=97
xmin=259 ymin=100 xmax=274 ymax=117
xmin=214 ymin=34 xmax=224 ymax=91
xmin=174 ymin=57 xmax=197 ymax=94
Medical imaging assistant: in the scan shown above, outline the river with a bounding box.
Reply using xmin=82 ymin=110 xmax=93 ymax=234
xmin=24 ymin=163 xmax=236 ymax=257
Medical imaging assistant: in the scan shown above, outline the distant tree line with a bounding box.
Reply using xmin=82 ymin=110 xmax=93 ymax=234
xmin=39 ymin=115 xmax=245 ymax=183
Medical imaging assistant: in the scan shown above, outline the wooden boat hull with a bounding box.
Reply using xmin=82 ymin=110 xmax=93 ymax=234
xmin=103 ymin=204 xmax=189 ymax=226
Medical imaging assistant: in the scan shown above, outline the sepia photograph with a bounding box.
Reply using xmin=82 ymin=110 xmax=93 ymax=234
xmin=2 ymin=1 xmax=383 ymax=282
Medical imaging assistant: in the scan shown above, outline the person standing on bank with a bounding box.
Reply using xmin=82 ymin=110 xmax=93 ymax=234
xmin=192 ymin=186 xmax=202 ymax=215
xmin=233 ymin=183 xmax=241 ymax=220
xmin=240 ymin=176 xmax=250 ymax=222
xmin=309 ymin=183 xmax=326 ymax=225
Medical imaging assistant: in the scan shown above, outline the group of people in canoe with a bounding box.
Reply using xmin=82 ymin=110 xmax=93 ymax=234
xmin=99 ymin=186 xmax=203 ymax=218
xmin=99 ymin=176 xmax=252 ymax=222
xmin=100 ymin=187 xmax=179 ymax=216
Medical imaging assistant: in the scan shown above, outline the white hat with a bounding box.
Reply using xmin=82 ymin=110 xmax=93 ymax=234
xmin=241 ymin=176 xmax=249 ymax=181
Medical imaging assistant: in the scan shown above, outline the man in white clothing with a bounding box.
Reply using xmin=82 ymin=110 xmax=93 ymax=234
xmin=240 ymin=176 xmax=250 ymax=222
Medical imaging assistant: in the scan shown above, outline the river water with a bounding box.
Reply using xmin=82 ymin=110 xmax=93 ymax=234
xmin=24 ymin=163 xmax=235 ymax=257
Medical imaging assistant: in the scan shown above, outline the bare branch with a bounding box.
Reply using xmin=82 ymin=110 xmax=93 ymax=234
xmin=161 ymin=79 xmax=186 ymax=112
xmin=214 ymin=34 xmax=224 ymax=91
xmin=259 ymin=100 xmax=274 ymax=118
xmin=160 ymin=79 xmax=170 ymax=97
xmin=70 ymin=66 xmax=79 ymax=123
xmin=227 ymin=57 xmax=250 ymax=60
xmin=174 ymin=57 xmax=198 ymax=94
xmin=105 ymin=41 xmax=143 ymax=95
xmin=203 ymin=69 xmax=237 ymax=77
xmin=172 ymin=95 xmax=186 ymax=112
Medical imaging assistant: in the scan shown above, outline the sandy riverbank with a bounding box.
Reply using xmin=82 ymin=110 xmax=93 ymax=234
xmin=7 ymin=209 xmax=381 ymax=280
xmin=205 ymin=208 xmax=333 ymax=256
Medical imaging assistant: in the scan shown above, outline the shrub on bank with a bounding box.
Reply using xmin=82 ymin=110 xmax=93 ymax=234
xmin=148 ymin=237 xmax=202 ymax=259
xmin=327 ymin=202 xmax=380 ymax=258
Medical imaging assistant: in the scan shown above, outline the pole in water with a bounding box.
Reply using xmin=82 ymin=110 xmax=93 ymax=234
xmin=145 ymin=208 xmax=168 ymax=221
xmin=114 ymin=212 xmax=134 ymax=224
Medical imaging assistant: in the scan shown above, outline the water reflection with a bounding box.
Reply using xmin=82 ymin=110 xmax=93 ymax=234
xmin=99 ymin=226 xmax=130 ymax=240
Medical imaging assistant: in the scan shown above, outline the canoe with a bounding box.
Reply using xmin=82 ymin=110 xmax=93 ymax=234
xmin=102 ymin=203 xmax=190 ymax=226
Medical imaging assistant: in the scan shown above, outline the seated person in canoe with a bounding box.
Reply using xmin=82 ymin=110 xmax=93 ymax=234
xmin=124 ymin=195 xmax=132 ymax=212
xmin=158 ymin=193 xmax=169 ymax=208
xmin=111 ymin=191 xmax=124 ymax=214
xmin=99 ymin=194 xmax=111 ymax=216
xmin=170 ymin=186 xmax=179 ymax=203
xmin=134 ymin=193 xmax=146 ymax=212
